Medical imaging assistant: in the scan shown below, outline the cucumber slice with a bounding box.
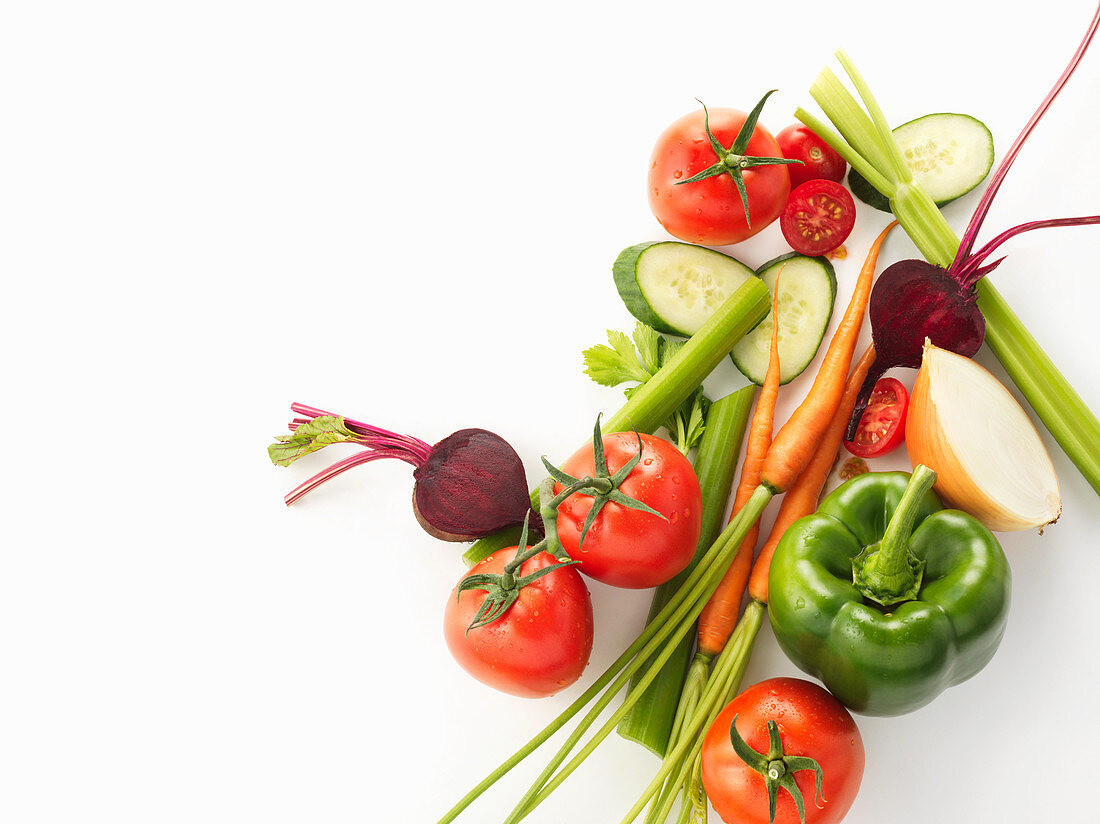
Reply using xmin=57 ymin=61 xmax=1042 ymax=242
xmin=614 ymin=242 xmax=756 ymax=336
xmin=849 ymin=112 xmax=994 ymax=213
xmin=731 ymin=254 xmax=837 ymax=386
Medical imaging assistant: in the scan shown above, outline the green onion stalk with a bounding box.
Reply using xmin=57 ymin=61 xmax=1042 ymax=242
xmin=795 ymin=7 xmax=1100 ymax=495
xmin=434 ymin=485 xmax=774 ymax=824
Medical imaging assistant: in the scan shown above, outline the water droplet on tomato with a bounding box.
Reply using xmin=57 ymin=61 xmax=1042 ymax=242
xmin=673 ymin=170 xmax=683 ymax=179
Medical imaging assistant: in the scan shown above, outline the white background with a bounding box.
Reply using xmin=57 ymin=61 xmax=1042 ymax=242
xmin=3 ymin=1 xmax=1099 ymax=822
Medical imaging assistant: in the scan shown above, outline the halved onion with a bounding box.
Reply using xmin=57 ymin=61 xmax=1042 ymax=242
xmin=906 ymin=340 xmax=1061 ymax=532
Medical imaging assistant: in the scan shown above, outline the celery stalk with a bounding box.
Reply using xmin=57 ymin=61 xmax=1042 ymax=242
xmin=616 ymin=385 xmax=755 ymax=756
xmin=799 ymin=53 xmax=1100 ymax=497
xmin=462 ymin=278 xmax=770 ymax=567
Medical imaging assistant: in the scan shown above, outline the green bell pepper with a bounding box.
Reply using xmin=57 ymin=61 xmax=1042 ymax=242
xmin=767 ymin=465 xmax=1011 ymax=716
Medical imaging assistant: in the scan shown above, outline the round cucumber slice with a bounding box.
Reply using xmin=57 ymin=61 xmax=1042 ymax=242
xmin=849 ymin=113 xmax=994 ymax=213
xmin=731 ymin=254 xmax=837 ymax=386
xmin=613 ymin=241 xmax=756 ymax=337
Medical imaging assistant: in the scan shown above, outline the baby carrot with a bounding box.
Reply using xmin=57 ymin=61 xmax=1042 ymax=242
xmin=759 ymin=221 xmax=897 ymax=493
xmin=747 ymin=343 xmax=876 ymax=603
xmin=695 ymin=273 xmax=784 ymax=658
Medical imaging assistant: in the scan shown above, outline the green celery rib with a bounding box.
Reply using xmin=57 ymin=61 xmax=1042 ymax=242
xmin=977 ymin=280 xmax=1100 ymax=494
xmin=462 ymin=278 xmax=770 ymax=567
xmin=835 ymin=49 xmax=913 ymax=185
xmin=793 ymin=108 xmax=894 ymax=197
xmin=616 ymin=385 xmax=755 ymax=756
xmin=808 ymin=67 xmax=895 ymax=180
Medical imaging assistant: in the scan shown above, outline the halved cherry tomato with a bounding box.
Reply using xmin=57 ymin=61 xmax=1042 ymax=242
xmin=843 ymin=376 xmax=909 ymax=458
xmin=776 ymin=124 xmax=847 ymax=189
xmin=780 ymin=179 xmax=855 ymax=256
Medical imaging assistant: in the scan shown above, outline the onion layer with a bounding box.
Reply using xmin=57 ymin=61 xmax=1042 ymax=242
xmin=906 ymin=340 xmax=1061 ymax=532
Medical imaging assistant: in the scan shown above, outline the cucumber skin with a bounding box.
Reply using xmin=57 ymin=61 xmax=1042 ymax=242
xmin=613 ymin=242 xmax=677 ymax=334
xmin=731 ymin=252 xmax=837 ymax=386
xmin=849 ymin=112 xmax=994 ymax=213
xmin=612 ymin=241 xmax=757 ymax=337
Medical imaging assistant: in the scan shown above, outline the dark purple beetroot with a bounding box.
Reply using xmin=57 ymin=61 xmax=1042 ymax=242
xmin=411 ymin=428 xmax=536 ymax=542
xmin=270 ymin=404 xmax=536 ymax=543
xmin=845 ymin=259 xmax=987 ymax=439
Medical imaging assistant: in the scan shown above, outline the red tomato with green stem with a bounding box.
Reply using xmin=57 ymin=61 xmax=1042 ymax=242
xmin=648 ymin=91 xmax=796 ymax=246
xmin=443 ymin=546 xmax=594 ymax=698
xmin=701 ymin=678 xmax=864 ymax=824
xmin=776 ymin=124 xmax=847 ymax=189
xmin=780 ymin=179 xmax=856 ymax=256
xmin=554 ymin=432 xmax=702 ymax=589
xmin=843 ymin=376 xmax=909 ymax=458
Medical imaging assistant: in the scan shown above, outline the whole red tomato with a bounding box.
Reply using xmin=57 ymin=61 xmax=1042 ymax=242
xmin=776 ymin=124 xmax=847 ymax=189
xmin=844 ymin=376 xmax=909 ymax=458
xmin=701 ymin=678 xmax=864 ymax=824
xmin=554 ymin=432 xmax=701 ymax=589
xmin=443 ymin=547 xmax=594 ymax=698
xmin=648 ymin=101 xmax=790 ymax=246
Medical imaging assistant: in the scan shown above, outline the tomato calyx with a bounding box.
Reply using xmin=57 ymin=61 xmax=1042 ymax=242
xmin=542 ymin=416 xmax=666 ymax=549
xmin=455 ymin=510 xmax=579 ymax=632
xmin=729 ymin=715 xmax=824 ymax=824
xmin=677 ymin=90 xmax=803 ymax=229
xmin=456 ymin=418 xmax=665 ymax=631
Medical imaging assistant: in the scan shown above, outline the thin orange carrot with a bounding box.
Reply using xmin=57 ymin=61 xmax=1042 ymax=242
xmin=758 ymin=221 xmax=897 ymax=494
xmin=747 ymin=343 xmax=876 ymax=604
xmin=695 ymin=272 xmax=784 ymax=658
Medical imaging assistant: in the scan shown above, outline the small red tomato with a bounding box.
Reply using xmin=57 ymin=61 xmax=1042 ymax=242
xmin=648 ymin=105 xmax=790 ymax=246
xmin=702 ymin=678 xmax=865 ymax=824
xmin=443 ymin=547 xmax=594 ymax=698
xmin=844 ymin=376 xmax=909 ymax=458
xmin=776 ymin=124 xmax=847 ymax=189
xmin=780 ymin=179 xmax=856 ymax=256
xmin=555 ymin=433 xmax=702 ymax=589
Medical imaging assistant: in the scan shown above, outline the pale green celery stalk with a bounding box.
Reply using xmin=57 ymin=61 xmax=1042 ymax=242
xmin=793 ymin=108 xmax=893 ymax=195
xmin=616 ymin=385 xmax=756 ymax=756
xmin=435 ymin=487 xmax=773 ymax=824
xmin=462 ymin=278 xmax=770 ymax=567
xmin=976 ymin=281 xmax=1100 ymax=494
xmin=799 ymin=52 xmax=1100 ymax=497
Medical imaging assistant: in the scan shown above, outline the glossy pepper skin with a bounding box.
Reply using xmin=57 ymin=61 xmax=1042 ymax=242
xmin=768 ymin=469 xmax=1011 ymax=717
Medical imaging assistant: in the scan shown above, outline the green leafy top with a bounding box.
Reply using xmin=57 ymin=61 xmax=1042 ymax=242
xmin=582 ymin=322 xmax=711 ymax=455
xmin=268 ymin=415 xmax=359 ymax=466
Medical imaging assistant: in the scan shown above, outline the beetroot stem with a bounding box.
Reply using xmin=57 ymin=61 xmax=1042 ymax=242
xmin=284 ymin=449 xmax=419 ymax=506
xmin=289 ymin=402 xmax=433 ymax=463
xmin=952 ymin=2 xmax=1100 ymax=269
xmin=956 ymin=215 xmax=1100 ymax=288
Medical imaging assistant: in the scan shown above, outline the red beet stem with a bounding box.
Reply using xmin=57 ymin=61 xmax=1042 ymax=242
xmin=955 ymin=215 xmax=1100 ymax=289
xmin=284 ymin=450 xmax=408 ymax=506
xmin=952 ymin=3 xmax=1100 ymax=270
xmin=290 ymin=401 xmax=433 ymax=463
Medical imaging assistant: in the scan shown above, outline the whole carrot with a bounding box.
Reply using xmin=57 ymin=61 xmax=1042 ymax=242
xmin=759 ymin=221 xmax=897 ymax=493
xmin=747 ymin=343 xmax=876 ymax=603
xmin=695 ymin=272 xmax=784 ymax=659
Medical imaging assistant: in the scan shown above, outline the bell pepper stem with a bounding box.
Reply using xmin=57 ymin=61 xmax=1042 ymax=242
xmin=851 ymin=465 xmax=935 ymax=606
